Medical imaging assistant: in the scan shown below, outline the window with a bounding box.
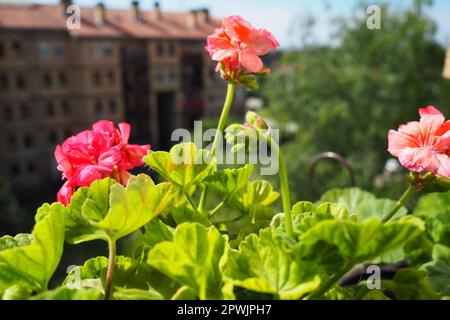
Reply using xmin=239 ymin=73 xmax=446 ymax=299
xmin=16 ymin=75 xmax=26 ymax=90
xmin=24 ymin=134 xmax=34 ymax=148
xmin=20 ymin=104 xmax=29 ymax=120
xmin=91 ymin=42 xmax=102 ymax=59
xmin=107 ymin=71 xmax=115 ymax=86
xmin=10 ymin=164 xmax=20 ymax=177
xmin=93 ymin=72 xmax=102 ymax=87
xmin=12 ymin=41 xmax=23 ymax=58
xmin=59 ymin=72 xmax=68 ymax=87
xmin=0 ymin=74 xmax=9 ymax=90
xmin=109 ymin=100 xmax=117 ymax=114
xmin=54 ymin=42 xmax=65 ymax=59
xmin=47 ymin=102 xmax=55 ymax=117
xmin=0 ymin=42 xmax=5 ymax=59
xmin=157 ymin=42 xmax=164 ymax=56
xmin=157 ymin=68 xmax=165 ymax=82
xmin=27 ymin=162 xmax=35 ymax=174
xmin=38 ymin=41 xmax=51 ymax=60
xmin=49 ymin=130 xmax=58 ymax=144
xmin=95 ymin=100 xmax=103 ymax=116
xmin=7 ymin=135 xmax=17 ymax=149
xmin=43 ymin=73 xmax=52 ymax=88
xmin=168 ymin=69 xmax=176 ymax=82
xmin=3 ymin=104 xmax=13 ymax=121
xmin=168 ymin=43 xmax=175 ymax=56
xmin=61 ymin=101 xmax=71 ymax=116
xmin=104 ymin=42 xmax=114 ymax=58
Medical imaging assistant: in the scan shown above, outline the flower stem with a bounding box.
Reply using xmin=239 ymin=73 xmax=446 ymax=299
xmin=307 ymin=264 xmax=352 ymax=299
xmin=211 ymin=82 xmax=235 ymax=156
xmin=200 ymin=82 xmax=236 ymax=214
xmin=262 ymin=133 xmax=294 ymax=239
xmin=104 ymin=238 xmax=116 ymax=300
xmin=381 ymin=184 xmax=416 ymax=223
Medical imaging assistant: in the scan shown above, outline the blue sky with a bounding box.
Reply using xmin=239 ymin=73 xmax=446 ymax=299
xmin=3 ymin=0 xmax=450 ymax=48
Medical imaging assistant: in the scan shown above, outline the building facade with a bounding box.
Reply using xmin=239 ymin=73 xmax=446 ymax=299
xmin=0 ymin=1 xmax=244 ymax=189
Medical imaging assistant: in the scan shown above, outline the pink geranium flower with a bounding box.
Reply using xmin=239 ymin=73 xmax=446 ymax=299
xmin=205 ymin=15 xmax=279 ymax=74
xmin=55 ymin=120 xmax=150 ymax=205
xmin=388 ymin=106 xmax=450 ymax=178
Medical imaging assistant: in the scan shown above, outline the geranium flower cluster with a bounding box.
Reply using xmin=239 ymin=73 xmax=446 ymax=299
xmin=55 ymin=120 xmax=150 ymax=205
xmin=205 ymin=15 xmax=279 ymax=83
xmin=388 ymin=106 xmax=450 ymax=178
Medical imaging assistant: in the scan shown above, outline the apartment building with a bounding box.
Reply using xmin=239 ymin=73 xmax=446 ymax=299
xmin=0 ymin=1 xmax=244 ymax=189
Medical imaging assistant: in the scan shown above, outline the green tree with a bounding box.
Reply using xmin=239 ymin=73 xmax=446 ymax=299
xmin=263 ymin=0 xmax=449 ymax=201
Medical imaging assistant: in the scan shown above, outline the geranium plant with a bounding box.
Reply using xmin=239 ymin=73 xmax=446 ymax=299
xmin=0 ymin=15 xmax=449 ymax=301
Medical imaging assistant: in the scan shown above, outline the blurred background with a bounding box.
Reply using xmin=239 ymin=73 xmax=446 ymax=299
xmin=0 ymin=0 xmax=449 ymax=271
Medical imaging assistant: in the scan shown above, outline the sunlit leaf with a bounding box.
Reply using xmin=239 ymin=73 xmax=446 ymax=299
xmin=147 ymin=223 xmax=228 ymax=300
xmin=0 ymin=203 xmax=65 ymax=295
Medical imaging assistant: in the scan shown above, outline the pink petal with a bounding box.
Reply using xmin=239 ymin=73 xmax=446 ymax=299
xmin=211 ymin=49 xmax=237 ymax=62
xmin=222 ymin=15 xmax=253 ymax=42
xmin=119 ymin=122 xmax=131 ymax=143
xmin=419 ymin=106 xmax=443 ymax=117
xmin=76 ymin=165 xmax=104 ymax=187
xmin=239 ymin=50 xmax=263 ymax=73
xmin=435 ymin=153 xmax=450 ymax=178
xmin=57 ymin=181 xmax=75 ymax=206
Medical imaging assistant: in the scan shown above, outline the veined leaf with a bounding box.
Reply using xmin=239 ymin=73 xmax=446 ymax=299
xmin=232 ymin=180 xmax=279 ymax=213
xmin=0 ymin=203 xmax=65 ymax=294
xmin=30 ymin=287 xmax=103 ymax=300
xmin=297 ymin=217 xmax=424 ymax=271
xmin=224 ymin=228 xmax=322 ymax=299
xmin=288 ymin=201 xmax=356 ymax=235
xmin=413 ymin=191 xmax=450 ymax=246
xmin=147 ymin=223 xmax=228 ymax=300
xmin=64 ymin=256 xmax=137 ymax=293
xmin=0 ymin=234 xmax=33 ymax=251
xmin=144 ymin=142 xmax=216 ymax=190
xmin=381 ymin=268 xmax=439 ymax=300
xmin=319 ymin=188 xmax=408 ymax=221
xmin=65 ymin=174 xmax=172 ymax=243
xmin=113 ymin=288 xmax=163 ymax=300
xmin=421 ymin=258 xmax=450 ymax=297
xmin=203 ymin=164 xmax=254 ymax=197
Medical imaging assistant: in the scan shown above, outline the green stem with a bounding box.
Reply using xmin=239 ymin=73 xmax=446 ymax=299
xmin=308 ymin=264 xmax=352 ymax=300
xmin=198 ymin=187 xmax=207 ymax=212
xmin=262 ymin=133 xmax=294 ymax=239
xmin=381 ymin=184 xmax=416 ymax=223
xmin=211 ymin=82 xmax=236 ymax=156
xmin=104 ymin=238 xmax=116 ymax=300
xmin=183 ymin=190 xmax=200 ymax=214
xmin=200 ymin=82 xmax=236 ymax=215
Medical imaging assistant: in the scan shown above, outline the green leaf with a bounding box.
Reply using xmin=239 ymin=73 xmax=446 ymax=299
xmin=382 ymin=268 xmax=439 ymax=300
xmin=30 ymin=287 xmax=103 ymax=300
xmin=421 ymin=259 xmax=450 ymax=297
xmin=172 ymin=206 xmax=211 ymax=227
xmin=231 ymin=180 xmax=279 ymax=213
xmin=64 ymin=256 xmax=137 ymax=293
xmin=288 ymin=201 xmax=356 ymax=235
xmin=66 ymin=174 xmax=172 ymax=243
xmin=0 ymin=203 xmax=65 ymax=294
xmin=144 ymin=142 xmax=216 ymax=191
xmin=0 ymin=234 xmax=33 ymax=251
xmin=113 ymin=288 xmax=163 ymax=300
xmin=319 ymin=188 xmax=408 ymax=221
xmin=413 ymin=191 xmax=450 ymax=246
xmin=147 ymin=223 xmax=228 ymax=300
xmin=141 ymin=219 xmax=174 ymax=249
xmin=224 ymin=228 xmax=321 ymax=299
xmin=297 ymin=217 xmax=424 ymax=271
xmin=203 ymin=164 xmax=254 ymax=197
